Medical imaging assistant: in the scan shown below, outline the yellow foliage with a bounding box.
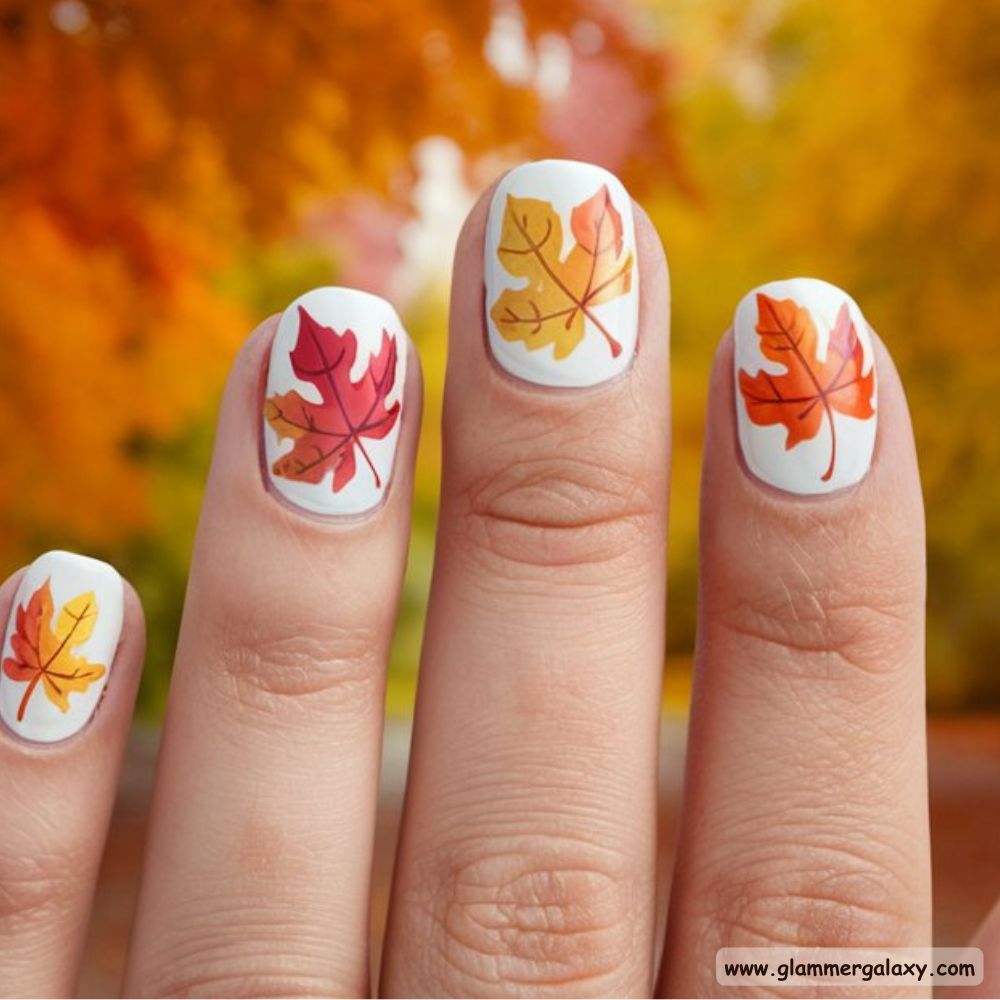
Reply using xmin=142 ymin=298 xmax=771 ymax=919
xmin=648 ymin=0 xmax=1000 ymax=708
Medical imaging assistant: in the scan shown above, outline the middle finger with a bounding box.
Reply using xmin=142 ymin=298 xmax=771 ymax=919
xmin=382 ymin=159 xmax=671 ymax=998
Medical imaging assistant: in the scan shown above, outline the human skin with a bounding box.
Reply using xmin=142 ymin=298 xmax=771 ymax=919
xmin=0 ymin=163 xmax=995 ymax=998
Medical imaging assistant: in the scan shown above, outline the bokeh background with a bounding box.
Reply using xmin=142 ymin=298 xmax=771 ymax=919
xmin=3 ymin=0 xmax=999 ymax=715
xmin=1 ymin=0 xmax=998 ymax=993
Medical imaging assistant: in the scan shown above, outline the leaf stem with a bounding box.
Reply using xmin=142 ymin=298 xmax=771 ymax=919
xmin=822 ymin=400 xmax=837 ymax=482
xmin=509 ymin=211 xmax=623 ymax=358
xmin=303 ymin=320 xmax=382 ymax=486
xmin=17 ymin=672 xmax=41 ymax=721
xmin=759 ymin=296 xmax=839 ymax=479
xmin=16 ymin=599 xmax=91 ymax=720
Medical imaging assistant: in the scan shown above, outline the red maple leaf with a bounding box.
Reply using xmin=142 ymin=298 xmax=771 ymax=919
xmin=264 ymin=306 xmax=401 ymax=492
xmin=738 ymin=294 xmax=876 ymax=482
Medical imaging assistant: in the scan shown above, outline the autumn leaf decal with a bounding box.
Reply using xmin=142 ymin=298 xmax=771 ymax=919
xmin=739 ymin=293 xmax=876 ymax=482
xmin=490 ymin=185 xmax=634 ymax=359
xmin=2 ymin=580 xmax=105 ymax=721
xmin=264 ymin=306 xmax=401 ymax=492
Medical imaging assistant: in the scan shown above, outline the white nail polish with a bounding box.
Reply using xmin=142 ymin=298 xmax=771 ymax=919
xmin=484 ymin=159 xmax=639 ymax=388
xmin=1 ymin=551 xmax=123 ymax=743
xmin=263 ymin=287 xmax=407 ymax=516
xmin=734 ymin=277 xmax=878 ymax=495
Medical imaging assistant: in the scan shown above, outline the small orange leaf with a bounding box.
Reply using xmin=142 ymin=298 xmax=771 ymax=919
xmin=2 ymin=580 xmax=105 ymax=721
xmin=738 ymin=294 xmax=876 ymax=482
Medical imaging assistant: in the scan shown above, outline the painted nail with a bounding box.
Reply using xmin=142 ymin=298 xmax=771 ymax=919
xmin=1 ymin=551 xmax=123 ymax=743
xmin=734 ymin=277 xmax=878 ymax=495
xmin=263 ymin=286 xmax=407 ymax=516
xmin=484 ymin=159 xmax=639 ymax=388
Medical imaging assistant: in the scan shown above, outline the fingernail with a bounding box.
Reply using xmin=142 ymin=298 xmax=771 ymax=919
xmin=263 ymin=286 xmax=407 ymax=516
xmin=734 ymin=277 xmax=878 ymax=494
xmin=1 ymin=551 xmax=123 ymax=743
xmin=485 ymin=159 xmax=639 ymax=388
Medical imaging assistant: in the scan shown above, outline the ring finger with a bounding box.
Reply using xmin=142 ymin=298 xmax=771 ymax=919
xmin=661 ymin=280 xmax=930 ymax=996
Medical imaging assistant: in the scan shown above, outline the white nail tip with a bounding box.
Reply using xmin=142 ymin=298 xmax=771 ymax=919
xmin=734 ymin=277 xmax=878 ymax=495
xmin=484 ymin=159 xmax=639 ymax=388
xmin=1 ymin=551 xmax=123 ymax=743
xmin=263 ymin=287 xmax=407 ymax=516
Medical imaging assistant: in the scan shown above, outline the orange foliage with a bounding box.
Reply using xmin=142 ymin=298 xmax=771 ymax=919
xmin=0 ymin=0 xmax=678 ymax=561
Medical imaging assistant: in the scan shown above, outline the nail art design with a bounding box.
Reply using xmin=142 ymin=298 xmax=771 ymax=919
xmin=1 ymin=551 xmax=123 ymax=743
xmin=263 ymin=287 xmax=406 ymax=516
xmin=734 ymin=278 xmax=877 ymax=494
xmin=485 ymin=159 xmax=638 ymax=387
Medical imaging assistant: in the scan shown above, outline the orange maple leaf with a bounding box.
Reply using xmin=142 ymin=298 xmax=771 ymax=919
xmin=738 ymin=293 xmax=876 ymax=482
xmin=2 ymin=580 xmax=106 ymax=722
xmin=490 ymin=185 xmax=633 ymax=359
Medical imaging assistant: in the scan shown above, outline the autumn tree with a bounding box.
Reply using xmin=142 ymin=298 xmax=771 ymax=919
xmin=0 ymin=0 xmax=681 ymax=709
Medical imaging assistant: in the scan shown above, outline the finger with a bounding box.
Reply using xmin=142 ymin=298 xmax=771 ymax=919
xmin=661 ymin=279 xmax=930 ymax=996
xmin=123 ymin=287 xmax=420 ymax=998
xmin=949 ymin=898 xmax=1000 ymax=997
xmin=0 ymin=550 xmax=144 ymax=998
xmin=382 ymin=159 xmax=670 ymax=997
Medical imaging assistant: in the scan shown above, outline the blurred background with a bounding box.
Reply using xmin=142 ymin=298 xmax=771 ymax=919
xmin=0 ymin=0 xmax=997 ymax=993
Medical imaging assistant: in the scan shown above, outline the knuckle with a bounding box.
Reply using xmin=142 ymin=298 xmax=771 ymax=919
xmin=210 ymin=613 xmax=383 ymax=716
xmin=718 ymin=567 xmax=921 ymax=677
xmin=133 ymin=898 xmax=359 ymax=997
xmin=454 ymin=442 xmax=660 ymax=571
xmin=0 ymin=849 xmax=86 ymax=923
xmin=411 ymin=834 xmax=642 ymax=994
xmin=140 ymin=971 xmax=337 ymax=999
xmin=703 ymin=845 xmax=919 ymax=951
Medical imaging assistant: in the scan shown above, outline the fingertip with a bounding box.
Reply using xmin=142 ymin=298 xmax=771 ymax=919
xmin=0 ymin=551 xmax=141 ymax=747
xmin=632 ymin=201 xmax=671 ymax=372
xmin=207 ymin=314 xmax=281 ymax=494
xmin=867 ymin=327 xmax=918 ymax=453
xmin=120 ymin=576 xmax=148 ymax=659
xmin=632 ymin=198 xmax=670 ymax=287
xmin=0 ymin=563 xmax=26 ymax=614
xmin=707 ymin=318 xmax=922 ymax=518
xmin=452 ymin=177 xmax=496 ymax=276
xmin=863 ymin=329 xmax=924 ymax=531
xmin=380 ymin=329 xmax=424 ymax=508
xmin=703 ymin=329 xmax=737 ymax=457
xmin=231 ymin=313 xmax=281 ymax=387
xmin=451 ymin=160 xmax=670 ymax=396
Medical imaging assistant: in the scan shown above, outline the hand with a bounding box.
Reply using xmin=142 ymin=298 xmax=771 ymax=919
xmin=0 ymin=160 xmax=994 ymax=998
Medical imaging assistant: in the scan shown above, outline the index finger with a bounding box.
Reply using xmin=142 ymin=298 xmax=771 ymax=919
xmin=124 ymin=289 xmax=421 ymax=997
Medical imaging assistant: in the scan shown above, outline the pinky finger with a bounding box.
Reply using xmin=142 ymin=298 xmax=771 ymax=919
xmin=0 ymin=550 xmax=144 ymax=997
xmin=946 ymin=899 xmax=1000 ymax=997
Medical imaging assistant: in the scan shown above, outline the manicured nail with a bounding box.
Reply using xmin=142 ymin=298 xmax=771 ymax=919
xmin=263 ymin=286 xmax=407 ymax=516
xmin=1 ymin=551 xmax=123 ymax=743
xmin=734 ymin=277 xmax=878 ymax=494
xmin=484 ymin=159 xmax=639 ymax=388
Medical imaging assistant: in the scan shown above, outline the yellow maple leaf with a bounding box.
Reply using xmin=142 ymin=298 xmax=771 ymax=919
xmin=490 ymin=185 xmax=634 ymax=359
xmin=2 ymin=581 xmax=106 ymax=721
